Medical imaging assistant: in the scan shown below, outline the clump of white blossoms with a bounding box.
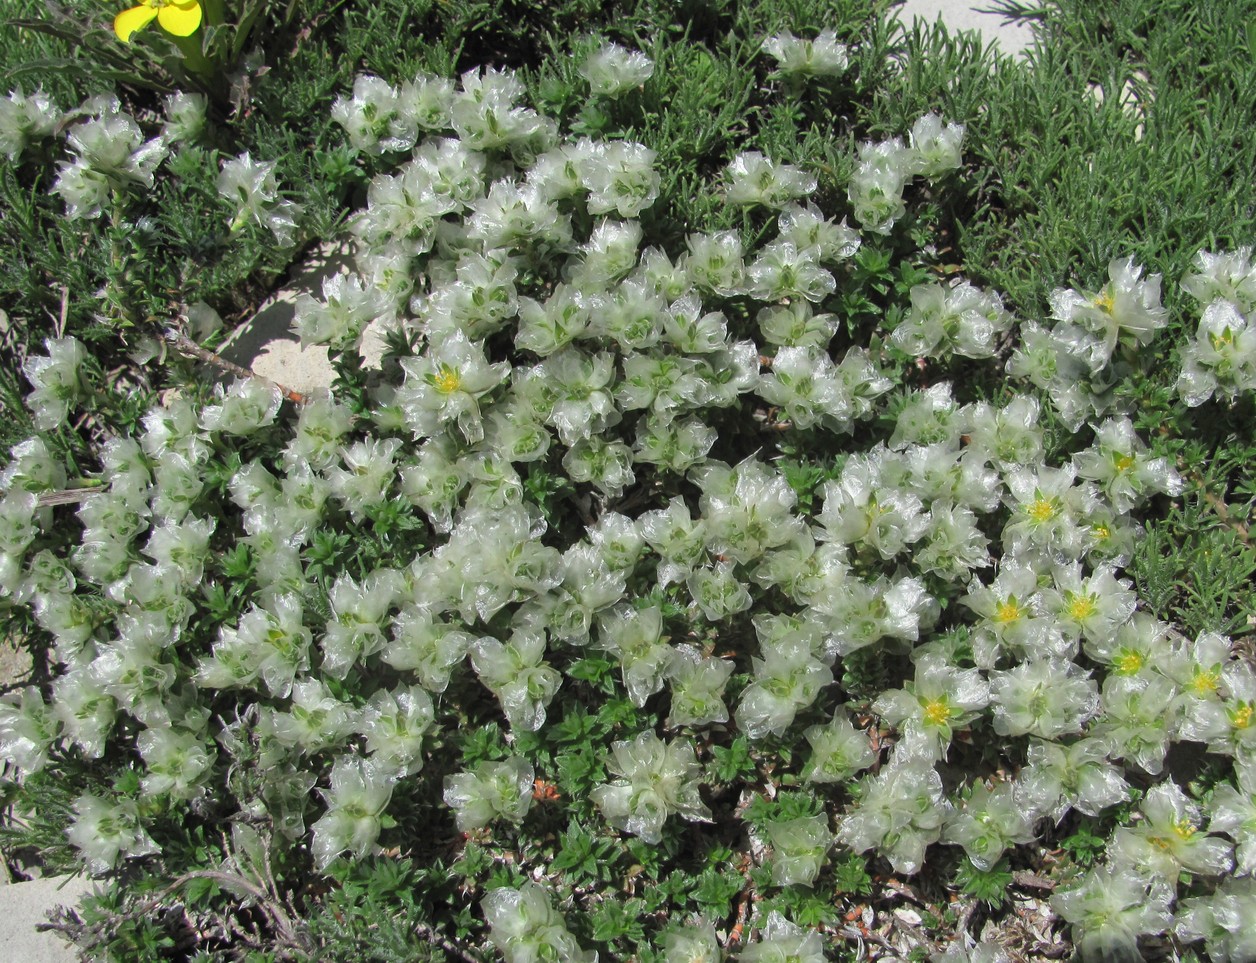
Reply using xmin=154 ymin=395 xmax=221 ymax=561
xmin=469 ymin=628 xmax=562 ymax=731
xmin=0 ymin=87 xmax=59 ymax=160
xmin=443 ymin=756 xmax=534 ymax=831
xmin=1049 ymin=256 xmax=1168 ymax=370
xmin=762 ymin=29 xmax=849 ymax=80
xmin=218 ymin=151 xmax=302 ymax=246
xmin=724 ymin=151 xmax=817 ymax=210
xmin=661 ymin=922 xmax=721 ymax=963
xmin=802 ymin=713 xmax=876 ymax=783
xmin=590 ymin=730 xmax=711 ymax=843
xmin=1177 ymin=299 xmax=1256 ymax=405
xmin=739 ymin=911 xmax=827 ymax=963
xmin=1051 ymin=865 xmax=1174 ymax=963
xmin=331 ymin=74 xmax=423 ymax=155
xmin=943 ymin=780 xmax=1038 ymax=870
xmin=52 ymin=98 xmax=169 ymax=219
xmin=1176 ymin=877 xmax=1256 ymax=963
xmin=65 ymin=794 xmax=160 ymax=875
xmin=310 ymin=756 xmax=397 ymax=869
xmin=161 ymin=91 xmax=207 ymax=144
xmin=838 ymin=740 xmax=953 ymax=875
xmin=22 ymin=336 xmax=89 ymax=432
xmin=847 ymin=113 xmax=965 ymax=234
xmin=891 ymin=279 xmax=1013 ymax=359
xmin=6 ymin=56 xmax=1252 ymax=962
xmin=1109 ymin=781 xmax=1233 ymax=882
xmin=763 ymin=811 xmax=834 ymax=886
xmin=579 ymin=42 xmax=654 ymax=97
xmin=482 ymin=883 xmax=598 ymax=963
xmin=396 ymin=330 xmax=510 ymax=443
xmin=0 ymin=686 xmax=60 ymax=773
xmin=1007 ymin=254 xmax=1175 ymax=431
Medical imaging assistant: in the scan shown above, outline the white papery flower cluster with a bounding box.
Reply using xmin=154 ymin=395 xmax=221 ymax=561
xmin=21 ymin=336 xmax=89 ymax=432
xmin=1177 ymin=247 xmax=1256 ymax=405
xmin=590 ymin=730 xmax=711 ymax=843
xmin=482 ymin=882 xmax=598 ymax=963
xmin=848 ymin=112 xmax=965 ymax=234
xmin=579 ymin=41 xmax=654 ymax=97
xmin=5 ymin=61 xmax=1255 ymax=963
xmin=331 ymin=73 xmax=452 ymax=155
xmin=1009 ymin=256 xmax=1171 ymax=430
xmin=891 ymin=279 xmax=1013 ymax=360
xmin=51 ymin=96 xmax=169 ymax=219
xmin=218 ymin=152 xmax=302 ymax=246
xmin=20 ymin=85 xmax=266 ymax=255
xmin=160 ymin=91 xmax=207 ymax=145
xmin=762 ymin=29 xmax=849 ymax=81
xmin=0 ymin=87 xmax=59 ymax=160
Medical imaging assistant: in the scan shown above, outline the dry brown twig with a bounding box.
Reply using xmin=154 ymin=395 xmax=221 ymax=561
xmin=36 ymin=486 xmax=104 ymax=508
xmin=164 ymin=329 xmax=308 ymax=405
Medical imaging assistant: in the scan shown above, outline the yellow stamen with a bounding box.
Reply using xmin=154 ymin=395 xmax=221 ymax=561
xmin=1172 ymin=818 xmax=1197 ymax=840
xmin=1210 ymin=329 xmax=1235 ymax=349
xmin=923 ymin=698 xmax=951 ymax=727
xmin=993 ymin=600 xmax=1022 ymax=624
xmin=1093 ymin=290 xmax=1116 ymax=314
xmin=1113 ymin=454 xmax=1136 ymax=473
xmin=1092 ymin=524 xmax=1111 ymax=541
xmin=1232 ymin=703 xmax=1253 ymax=729
xmin=432 ymin=366 xmax=462 ymax=394
xmin=1113 ymin=649 xmax=1145 ymax=675
xmin=1191 ymin=667 xmax=1221 ymax=696
xmin=1066 ymin=595 xmax=1098 ymax=622
xmin=1027 ymin=497 xmax=1059 ymax=524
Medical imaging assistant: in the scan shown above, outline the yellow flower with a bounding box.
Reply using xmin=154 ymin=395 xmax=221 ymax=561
xmin=114 ymin=0 xmax=203 ymax=43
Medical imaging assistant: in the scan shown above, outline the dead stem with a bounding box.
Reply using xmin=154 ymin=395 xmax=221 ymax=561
xmin=164 ymin=329 xmax=308 ymax=405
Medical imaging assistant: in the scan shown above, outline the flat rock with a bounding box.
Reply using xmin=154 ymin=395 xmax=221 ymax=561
xmin=895 ymin=0 xmax=1035 ymax=57
xmin=0 ymin=875 xmax=94 ymax=963
xmin=0 ymin=637 xmax=32 ymax=691
xmin=220 ymin=241 xmax=388 ymax=395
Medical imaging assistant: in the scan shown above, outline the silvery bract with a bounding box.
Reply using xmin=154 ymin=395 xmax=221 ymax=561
xmin=591 ymin=730 xmax=711 ymax=843
xmin=444 ymin=756 xmax=534 ymax=831
xmin=579 ymin=42 xmax=654 ymax=97
xmin=483 ymin=882 xmax=597 ymax=962
xmin=765 ymin=812 xmax=833 ymax=887
xmin=738 ymin=911 xmax=827 ymax=962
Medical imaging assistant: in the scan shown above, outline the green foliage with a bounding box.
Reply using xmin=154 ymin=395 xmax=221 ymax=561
xmin=761 ymin=884 xmax=839 ymax=927
xmin=742 ymin=790 xmax=824 ymax=831
xmin=566 ymin=656 xmax=619 ymax=696
xmin=1132 ymin=440 xmax=1256 ymax=636
xmin=302 ymin=858 xmax=449 ymax=962
xmin=831 ymin=851 xmax=873 ymax=897
xmin=588 ymin=896 xmax=647 ymax=944
xmin=550 ymin=819 xmax=620 ymax=884
xmin=1059 ymin=821 xmax=1108 ymax=868
xmin=709 ymin=735 xmax=757 ymax=784
xmin=555 ymin=744 xmax=608 ymax=809
xmin=953 ymin=856 xmax=1013 ymax=908
xmin=460 ymin=723 xmax=508 ymax=765
xmin=690 ymin=865 xmax=746 ymax=918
